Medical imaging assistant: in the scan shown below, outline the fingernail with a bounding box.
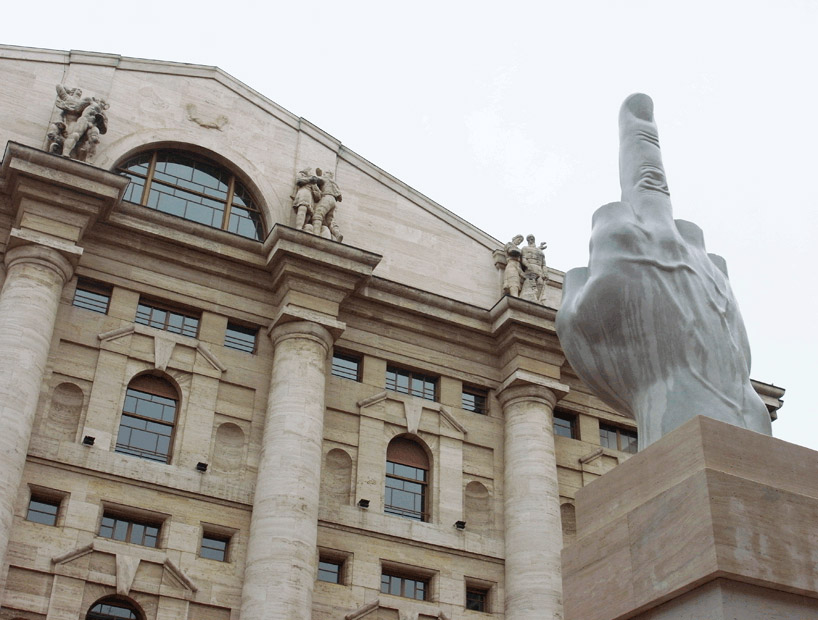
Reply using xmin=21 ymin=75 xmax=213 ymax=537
xmin=625 ymin=93 xmax=654 ymax=121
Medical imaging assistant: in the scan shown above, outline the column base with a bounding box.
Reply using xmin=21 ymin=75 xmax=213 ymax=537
xmin=561 ymin=415 xmax=818 ymax=620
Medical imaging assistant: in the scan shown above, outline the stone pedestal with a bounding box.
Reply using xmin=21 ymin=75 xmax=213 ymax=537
xmin=562 ymin=415 xmax=818 ymax=620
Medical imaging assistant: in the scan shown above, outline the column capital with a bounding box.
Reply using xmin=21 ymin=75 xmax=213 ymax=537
xmin=4 ymin=240 xmax=76 ymax=284
xmin=0 ymin=142 xmax=129 ymax=246
xmin=268 ymin=320 xmax=335 ymax=354
xmin=497 ymin=370 xmax=569 ymax=409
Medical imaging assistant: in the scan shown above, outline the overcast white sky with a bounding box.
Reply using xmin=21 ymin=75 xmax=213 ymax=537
xmin=5 ymin=1 xmax=817 ymax=448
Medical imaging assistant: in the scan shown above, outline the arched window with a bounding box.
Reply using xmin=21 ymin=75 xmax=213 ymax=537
xmin=86 ymin=597 xmax=142 ymax=620
xmin=117 ymin=149 xmax=263 ymax=240
xmin=115 ymin=374 xmax=178 ymax=463
xmin=385 ymin=436 xmax=429 ymax=521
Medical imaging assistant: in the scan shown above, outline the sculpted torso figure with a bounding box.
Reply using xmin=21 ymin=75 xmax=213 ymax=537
xmin=49 ymin=85 xmax=108 ymax=161
xmin=309 ymin=170 xmax=343 ymax=242
xmin=503 ymin=235 xmax=524 ymax=297
xmin=291 ymin=169 xmax=321 ymax=230
xmin=555 ymin=94 xmax=771 ymax=449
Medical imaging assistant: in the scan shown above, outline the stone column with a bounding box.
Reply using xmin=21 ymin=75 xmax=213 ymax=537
xmin=499 ymin=382 xmax=563 ymax=620
xmin=0 ymin=244 xmax=74 ymax=592
xmin=240 ymin=321 xmax=334 ymax=620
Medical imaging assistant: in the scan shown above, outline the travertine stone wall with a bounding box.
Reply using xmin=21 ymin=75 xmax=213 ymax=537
xmin=0 ymin=243 xmax=73 ymax=591
xmin=499 ymin=383 xmax=563 ymax=620
xmin=240 ymin=321 xmax=334 ymax=620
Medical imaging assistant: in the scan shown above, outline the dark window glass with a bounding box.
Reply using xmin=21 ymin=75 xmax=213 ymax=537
xmin=462 ymin=386 xmax=488 ymax=414
xmin=86 ymin=598 xmax=139 ymax=620
xmin=599 ymin=423 xmax=638 ymax=454
xmin=318 ymin=559 xmax=342 ymax=583
xmin=117 ymin=150 xmax=263 ymax=240
xmin=554 ymin=411 xmax=578 ymax=439
xmin=26 ymin=496 xmax=60 ymax=526
xmin=73 ymin=279 xmax=112 ymax=314
xmin=99 ymin=513 xmax=160 ymax=547
xmin=116 ymin=387 xmax=177 ymax=463
xmin=135 ymin=300 xmax=199 ymax=338
xmin=386 ymin=366 xmax=437 ymax=401
xmin=385 ymin=461 xmax=427 ymax=521
xmin=225 ymin=323 xmax=257 ymax=353
xmin=466 ymin=587 xmax=489 ymax=611
xmin=331 ymin=352 xmax=361 ymax=381
xmin=380 ymin=572 xmax=428 ymax=600
xmin=200 ymin=534 xmax=229 ymax=561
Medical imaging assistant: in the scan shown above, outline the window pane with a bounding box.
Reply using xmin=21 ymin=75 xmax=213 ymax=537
xmin=331 ymin=352 xmax=360 ymax=381
xmin=554 ymin=413 xmax=576 ymax=439
xmin=225 ymin=323 xmax=258 ymax=353
xmin=73 ymin=280 xmax=111 ymax=314
xmin=99 ymin=513 xmax=160 ymax=548
xmin=201 ymin=535 xmax=228 ymax=561
xmin=462 ymin=387 xmax=487 ymax=414
xmin=318 ymin=560 xmax=341 ymax=583
xmin=26 ymin=498 xmax=59 ymax=525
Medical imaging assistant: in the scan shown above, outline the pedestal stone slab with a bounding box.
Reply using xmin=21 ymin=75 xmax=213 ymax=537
xmin=562 ymin=416 xmax=818 ymax=620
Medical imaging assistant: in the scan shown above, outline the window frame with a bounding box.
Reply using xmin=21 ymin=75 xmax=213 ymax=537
xmin=464 ymin=578 xmax=494 ymax=613
xmin=599 ymin=422 xmax=638 ymax=454
xmin=26 ymin=493 xmax=62 ymax=526
xmin=331 ymin=351 xmax=362 ymax=382
xmin=224 ymin=322 xmax=258 ymax=354
xmin=461 ymin=385 xmax=488 ymax=415
xmin=200 ymin=532 xmax=231 ymax=562
xmin=98 ymin=511 xmax=162 ymax=548
xmin=135 ymin=298 xmax=200 ymax=338
xmin=117 ymin=149 xmax=264 ymax=241
xmin=86 ymin=597 xmax=143 ymax=620
xmin=72 ymin=278 xmax=112 ymax=314
xmin=553 ymin=409 xmax=578 ymax=439
xmin=380 ymin=570 xmax=430 ymax=601
xmin=385 ymin=365 xmax=438 ymax=401
xmin=115 ymin=377 xmax=179 ymax=464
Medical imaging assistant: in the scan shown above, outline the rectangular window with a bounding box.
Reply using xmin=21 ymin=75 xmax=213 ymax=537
xmin=385 ymin=461 xmax=427 ymax=521
xmin=116 ymin=388 xmax=177 ymax=463
xmin=381 ymin=572 xmax=428 ymax=600
xmin=466 ymin=586 xmax=490 ymax=612
xmin=331 ymin=352 xmax=361 ymax=381
xmin=200 ymin=533 xmax=230 ymax=561
xmin=224 ymin=323 xmax=258 ymax=353
xmin=135 ymin=298 xmax=199 ymax=338
xmin=554 ymin=410 xmax=578 ymax=439
xmin=599 ymin=423 xmax=638 ymax=454
xmin=386 ymin=366 xmax=437 ymax=401
xmin=318 ymin=559 xmax=342 ymax=583
xmin=26 ymin=496 xmax=60 ymax=526
xmin=72 ymin=278 xmax=112 ymax=314
xmin=462 ymin=386 xmax=488 ymax=414
xmin=99 ymin=513 xmax=161 ymax=547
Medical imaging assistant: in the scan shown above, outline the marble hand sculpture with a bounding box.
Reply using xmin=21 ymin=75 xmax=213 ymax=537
xmin=555 ymin=94 xmax=771 ymax=449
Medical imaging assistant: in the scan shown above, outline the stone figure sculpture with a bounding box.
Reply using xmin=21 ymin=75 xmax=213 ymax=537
xmin=555 ymin=94 xmax=771 ymax=449
xmin=47 ymin=84 xmax=109 ymax=161
xmin=502 ymin=234 xmax=524 ymax=297
xmin=291 ymin=168 xmax=322 ymax=231
xmin=291 ymin=168 xmax=343 ymax=242
xmin=501 ymin=233 xmax=549 ymax=302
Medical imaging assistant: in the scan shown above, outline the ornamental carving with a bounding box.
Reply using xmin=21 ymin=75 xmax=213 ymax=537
xmin=47 ymin=84 xmax=109 ymax=161
xmin=500 ymin=233 xmax=548 ymax=304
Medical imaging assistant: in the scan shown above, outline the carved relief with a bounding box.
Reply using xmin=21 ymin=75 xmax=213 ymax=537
xmin=290 ymin=168 xmax=343 ymax=242
xmin=499 ymin=233 xmax=548 ymax=304
xmin=47 ymin=84 xmax=109 ymax=161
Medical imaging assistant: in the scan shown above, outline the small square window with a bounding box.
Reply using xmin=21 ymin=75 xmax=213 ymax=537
xmin=318 ymin=559 xmax=342 ymax=583
xmin=72 ymin=278 xmax=112 ymax=314
xmin=466 ymin=586 xmax=490 ymax=612
xmin=554 ymin=410 xmax=578 ymax=439
xmin=225 ymin=323 xmax=258 ymax=353
xmin=26 ymin=495 xmax=60 ymax=526
xmin=462 ymin=386 xmax=488 ymax=414
xmin=331 ymin=352 xmax=361 ymax=381
xmin=201 ymin=533 xmax=230 ymax=561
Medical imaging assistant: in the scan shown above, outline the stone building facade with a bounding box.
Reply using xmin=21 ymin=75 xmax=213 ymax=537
xmin=0 ymin=46 xmax=784 ymax=620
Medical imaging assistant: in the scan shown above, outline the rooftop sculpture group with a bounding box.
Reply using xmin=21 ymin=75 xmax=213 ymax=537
xmin=555 ymin=94 xmax=772 ymax=449
xmin=502 ymin=233 xmax=549 ymax=304
xmin=47 ymin=84 xmax=109 ymax=162
xmin=291 ymin=168 xmax=343 ymax=242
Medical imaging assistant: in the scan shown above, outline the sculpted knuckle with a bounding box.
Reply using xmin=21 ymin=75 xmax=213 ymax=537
xmin=636 ymin=164 xmax=669 ymax=195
